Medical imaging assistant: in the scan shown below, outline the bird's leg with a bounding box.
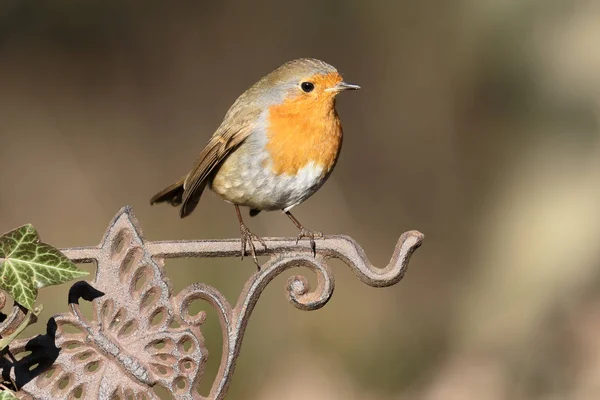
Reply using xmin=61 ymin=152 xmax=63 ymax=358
xmin=235 ymin=205 xmax=266 ymax=268
xmin=284 ymin=211 xmax=323 ymax=256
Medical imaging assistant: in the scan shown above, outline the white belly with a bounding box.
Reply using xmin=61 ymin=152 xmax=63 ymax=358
xmin=210 ymin=142 xmax=327 ymax=211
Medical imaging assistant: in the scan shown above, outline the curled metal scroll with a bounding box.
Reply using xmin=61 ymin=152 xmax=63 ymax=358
xmin=1 ymin=206 xmax=423 ymax=399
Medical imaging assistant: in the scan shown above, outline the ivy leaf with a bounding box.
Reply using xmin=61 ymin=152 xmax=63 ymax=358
xmin=0 ymin=225 xmax=88 ymax=310
xmin=0 ymin=390 xmax=18 ymax=400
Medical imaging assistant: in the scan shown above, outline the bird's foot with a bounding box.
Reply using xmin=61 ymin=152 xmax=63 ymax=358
xmin=239 ymin=223 xmax=267 ymax=269
xmin=296 ymin=228 xmax=323 ymax=257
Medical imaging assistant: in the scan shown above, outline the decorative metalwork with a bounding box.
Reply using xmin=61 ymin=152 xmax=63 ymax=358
xmin=0 ymin=206 xmax=423 ymax=399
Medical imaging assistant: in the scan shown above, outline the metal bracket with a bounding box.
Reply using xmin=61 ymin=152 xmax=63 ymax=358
xmin=1 ymin=206 xmax=423 ymax=399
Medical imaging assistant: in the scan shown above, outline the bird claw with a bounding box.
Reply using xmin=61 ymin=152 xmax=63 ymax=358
xmin=239 ymin=223 xmax=267 ymax=269
xmin=296 ymin=228 xmax=323 ymax=257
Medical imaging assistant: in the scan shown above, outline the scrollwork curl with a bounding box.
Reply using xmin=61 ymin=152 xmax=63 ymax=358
xmin=321 ymin=230 xmax=424 ymax=287
xmin=174 ymin=282 xmax=233 ymax=330
xmin=280 ymin=255 xmax=333 ymax=311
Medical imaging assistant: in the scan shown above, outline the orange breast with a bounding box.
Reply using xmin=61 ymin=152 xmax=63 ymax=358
xmin=266 ymin=94 xmax=343 ymax=176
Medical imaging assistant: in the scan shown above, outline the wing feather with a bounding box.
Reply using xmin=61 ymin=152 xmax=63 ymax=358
xmin=179 ymin=106 xmax=260 ymax=218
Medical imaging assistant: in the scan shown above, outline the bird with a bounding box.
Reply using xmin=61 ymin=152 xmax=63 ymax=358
xmin=150 ymin=58 xmax=360 ymax=266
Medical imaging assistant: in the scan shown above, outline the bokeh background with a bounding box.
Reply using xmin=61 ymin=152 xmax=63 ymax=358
xmin=2 ymin=0 xmax=600 ymax=399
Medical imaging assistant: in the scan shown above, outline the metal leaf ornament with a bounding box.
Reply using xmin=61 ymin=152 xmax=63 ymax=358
xmin=19 ymin=212 xmax=207 ymax=399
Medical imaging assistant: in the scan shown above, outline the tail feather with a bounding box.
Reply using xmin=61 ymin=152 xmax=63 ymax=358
xmin=150 ymin=178 xmax=186 ymax=207
xmin=150 ymin=176 xmax=208 ymax=219
xmin=179 ymin=181 xmax=207 ymax=218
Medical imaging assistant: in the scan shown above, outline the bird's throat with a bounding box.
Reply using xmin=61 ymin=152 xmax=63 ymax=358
xmin=266 ymin=98 xmax=342 ymax=176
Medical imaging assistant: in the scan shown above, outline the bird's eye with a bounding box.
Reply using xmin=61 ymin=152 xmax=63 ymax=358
xmin=301 ymin=82 xmax=315 ymax=93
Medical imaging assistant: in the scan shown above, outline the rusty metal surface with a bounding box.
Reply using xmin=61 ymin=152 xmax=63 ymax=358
xmin=0 ymin=291 xmax=32 ymax=338
xmin=1 ymin=206 xmax=423 ymax=399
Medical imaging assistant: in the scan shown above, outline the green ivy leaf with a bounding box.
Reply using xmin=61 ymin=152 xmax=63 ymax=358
xmin=0 ymin=225 xmax=88 ymax=310
xmin=0 ymin=390 xmax=18 ymax=400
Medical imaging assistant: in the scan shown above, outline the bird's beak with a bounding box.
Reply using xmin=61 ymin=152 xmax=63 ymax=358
xmin=326 ymin=81 xmax=361 ymax=93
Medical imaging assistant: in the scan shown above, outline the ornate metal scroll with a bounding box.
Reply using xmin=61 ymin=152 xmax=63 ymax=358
xmin=0 ymin=206 xmax=423 ymax=399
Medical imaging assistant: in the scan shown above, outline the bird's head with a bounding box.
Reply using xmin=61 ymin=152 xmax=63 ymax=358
xmin=256 ymin=58 xmax=360 ymax=110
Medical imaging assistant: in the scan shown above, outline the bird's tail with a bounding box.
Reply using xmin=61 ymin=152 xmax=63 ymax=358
xmin=150 ymin=177 xmax=186 ymax=207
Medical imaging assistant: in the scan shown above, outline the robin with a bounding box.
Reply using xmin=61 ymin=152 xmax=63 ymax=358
xmin=150 ymin=58 xmax=360 ymax=266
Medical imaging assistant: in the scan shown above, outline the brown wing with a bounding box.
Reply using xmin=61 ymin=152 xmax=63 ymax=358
xmin=179 ymin=106 xmax=260 ymax=218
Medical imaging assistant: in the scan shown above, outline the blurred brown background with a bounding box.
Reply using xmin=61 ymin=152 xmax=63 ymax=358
xmin=2 ymin=0 xmax=600 ymax=399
